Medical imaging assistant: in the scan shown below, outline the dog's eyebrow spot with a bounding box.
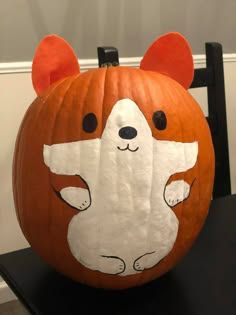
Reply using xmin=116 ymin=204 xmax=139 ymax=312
xmin=152 ymin=111 xmax=167 ymax=130
xmin=83 ymin=113 xmax=98 ymax=133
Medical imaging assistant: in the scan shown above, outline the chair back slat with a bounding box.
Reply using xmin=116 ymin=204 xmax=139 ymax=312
xmin=190 ymin=68 xmax=214 ymax=88
xmin=191 ymin=43 xmax=231 ymax=198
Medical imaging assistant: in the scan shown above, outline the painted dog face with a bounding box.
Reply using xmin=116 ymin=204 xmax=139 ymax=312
xmin=43 ymin=97 xmax=198 ymax=276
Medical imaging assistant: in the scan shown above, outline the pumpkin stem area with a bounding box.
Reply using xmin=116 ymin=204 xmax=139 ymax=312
xmin=97 ymin=46 xmax=119 ymax=68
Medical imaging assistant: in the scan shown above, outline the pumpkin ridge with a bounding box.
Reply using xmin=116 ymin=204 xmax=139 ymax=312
xmin=62 ymin=70 xmax=107 ymax=285
xmin=19 ymin=77 xmax=76 ymax=263
xmin=181 ymin=89 xmax=199 ymax=242
xmin=47 ymin=75 xmax=81 ymax=268
xmin=97 ymin=67 xmax=108 ymax=287
xmin=172 ymin=83 xmax=186 ymax=243
xmin=15 ymin=79 xmax=68 ymax=237
xmin=136 ymin=70 xmax=155 ymax=285
xmin=36 ymin=79 xmax=77 ymax=260
xmin=164 ymin=84 xmax=192 ymax=254
xmin=172 ymin=85 xmax=190 ymax=261
xmin=87 ymin=68 xmax=107 ymax=287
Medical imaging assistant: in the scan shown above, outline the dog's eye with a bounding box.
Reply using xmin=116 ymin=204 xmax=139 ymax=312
xmin=152 ymin=111 xmax=167 ymax=130
xmin=83 ymin=113 xmax=98 ymax=133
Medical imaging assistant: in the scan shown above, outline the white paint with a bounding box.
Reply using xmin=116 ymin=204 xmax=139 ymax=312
xmin=60 ymin=187 xmax=91 ymax=210
xmin=165 ymin=180 xmax=190 ymax=207
xmin=44 ymin=99 xmax=198 ymax=275
xmin=0 ymin=281 xmax=17 ymax=304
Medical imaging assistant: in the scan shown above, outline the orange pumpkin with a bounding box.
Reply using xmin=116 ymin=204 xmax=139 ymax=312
xmin=13 ymin=33 xmax=214 ymax=289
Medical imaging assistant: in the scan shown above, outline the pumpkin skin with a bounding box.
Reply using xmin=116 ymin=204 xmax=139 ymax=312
xmin=13 ymin=64 xmax=214 ymax=289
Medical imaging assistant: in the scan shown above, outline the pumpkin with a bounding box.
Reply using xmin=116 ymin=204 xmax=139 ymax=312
xmin=13 ymin=32 xmax=214 ymax=289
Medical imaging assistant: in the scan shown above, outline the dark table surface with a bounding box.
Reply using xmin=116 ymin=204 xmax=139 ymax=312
xmin=0 ymin=195 xmax=235 ymax=315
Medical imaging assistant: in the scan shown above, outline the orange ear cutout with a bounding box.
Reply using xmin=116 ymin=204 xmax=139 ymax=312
xmin=32 ymin=35 xmax=80 ymax=95
xmin=140 ymin=32 xmax=194 ymax=89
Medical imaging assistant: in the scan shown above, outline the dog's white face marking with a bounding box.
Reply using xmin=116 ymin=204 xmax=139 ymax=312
xmin=43 ymin=98 xmax=198 ymax=276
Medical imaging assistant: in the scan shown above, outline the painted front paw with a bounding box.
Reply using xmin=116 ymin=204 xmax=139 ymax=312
xmin=98 ymin=255 xmax=126 ymax=275
xmin=133 ymin=251 xmax=158 ymax=271
xmin=164 ymin=180 xmax=190 ymax=207
xmin=60 ymin=187 xmax=91 ymax=210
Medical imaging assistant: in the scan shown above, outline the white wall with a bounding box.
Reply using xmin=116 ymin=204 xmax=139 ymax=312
xmin=0 ymin=56 xmax=236 ymax=256
xmin=0 ymin=73 xmax=34 ymax=253
xmin=1 ymin=0 xmax=236 ymax=62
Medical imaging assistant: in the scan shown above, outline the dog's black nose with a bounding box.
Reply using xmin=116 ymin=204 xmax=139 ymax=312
xmin=119 ymin=126 xmax=137 ymax=139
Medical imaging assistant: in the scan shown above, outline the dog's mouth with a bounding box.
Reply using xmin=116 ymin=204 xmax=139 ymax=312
xmin=117 ymin=144 xmax=139 ymax=152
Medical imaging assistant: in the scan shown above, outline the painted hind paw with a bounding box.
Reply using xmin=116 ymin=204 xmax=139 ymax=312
xmin=98 ymin=255 xmax=126 ymax=275
xmin=60 ymin=187 xmax=91 ymax=210
xmin=133 ymin=251 xmax=158 ymax=271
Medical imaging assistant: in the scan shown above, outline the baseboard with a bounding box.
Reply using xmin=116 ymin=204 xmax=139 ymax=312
xmin=1 ymin=54 xmax=236 ymax=74
xmin=0 ymin=281 xmax=17 ymax=304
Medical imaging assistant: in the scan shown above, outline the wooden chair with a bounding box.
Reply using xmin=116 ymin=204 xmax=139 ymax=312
xmin=190 ymin=43 xmax=231 ymax=198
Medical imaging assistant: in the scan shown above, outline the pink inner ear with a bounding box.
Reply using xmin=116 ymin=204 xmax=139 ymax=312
xmin=32 ymin=35 xmax=80 ymax=95
xmin=140 ymin=32 xmax=194 ymax=89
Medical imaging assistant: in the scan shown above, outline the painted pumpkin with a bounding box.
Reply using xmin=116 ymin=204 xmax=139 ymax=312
xmin=13 ymin=32 xmax=214 ymax=289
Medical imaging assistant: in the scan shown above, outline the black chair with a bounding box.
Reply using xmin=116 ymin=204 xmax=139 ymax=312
xmin=190 ymin=43 xmax=231 ymax=198
xmin=0 ymin=43 xmax=235 ymax=315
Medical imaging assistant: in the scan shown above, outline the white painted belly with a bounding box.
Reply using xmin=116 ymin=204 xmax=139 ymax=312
xmin=67 ymin=177 xmax=179 ymax=276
